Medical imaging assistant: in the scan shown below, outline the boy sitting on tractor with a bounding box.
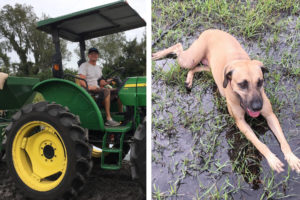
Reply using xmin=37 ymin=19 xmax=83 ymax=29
xmin=79 ymin=47 xmax=120 ymax=127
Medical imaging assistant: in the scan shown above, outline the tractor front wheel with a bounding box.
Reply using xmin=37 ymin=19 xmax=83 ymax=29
xmin=5 ymin=102 xmax=92 ymax=200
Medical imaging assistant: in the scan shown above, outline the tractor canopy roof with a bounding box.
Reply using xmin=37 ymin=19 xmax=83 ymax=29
xmin=36 ymin=0 xmax=146 ymax=42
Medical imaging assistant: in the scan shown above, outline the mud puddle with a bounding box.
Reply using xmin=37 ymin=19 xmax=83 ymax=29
xmin=152 ymin=17 xmax=300 ymax=200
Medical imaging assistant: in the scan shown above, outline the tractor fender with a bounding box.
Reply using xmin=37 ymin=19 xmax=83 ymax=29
xmin=33 ymin=78 xmax=104 ymax=131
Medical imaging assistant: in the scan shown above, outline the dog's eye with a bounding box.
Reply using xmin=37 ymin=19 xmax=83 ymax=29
xmin=257 ymin=79 xmax=263 ymax=88
xmin=238 ymin=80 xmax=248 ymax=89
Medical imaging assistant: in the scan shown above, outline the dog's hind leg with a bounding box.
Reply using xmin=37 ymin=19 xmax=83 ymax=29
xmin=152 ymin=43 xmax=183 ymax=60
xmin=185 ymin=66 xmax=210 ymax=90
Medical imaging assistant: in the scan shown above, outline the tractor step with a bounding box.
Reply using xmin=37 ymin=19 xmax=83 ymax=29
xmin=101 ymin=131 xmax=126 ymax=170
xmin=102 ymin=111 xmax=125 ymax=122
xmin=102 ymin=148 xmax=121 ymax=153
xmin=101 ymin=120 xmax=133 ymax=170
xmin=101 ymin=164 xmax=121 ymax=170
xmin=104 ymin=121 xmax=132 ymax=133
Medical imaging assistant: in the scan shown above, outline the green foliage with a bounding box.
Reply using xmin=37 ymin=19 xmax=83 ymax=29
xmin=152 ymin=0 xmax=300 ymax=47
xmin=32 ymin=93 xmax=45 ymax=103
xmin=29 ymin=68 xmax=78 ymax=81
xmin=86 ymin=33 xmax=126 ymax=66
xmin=103 ymin=36 xmax=146 ymax=79
xmin=63 ymin=68 xmax=79 ymax=82
xmin=0 ymin=4 xmax=70 ymax=76
xmin=34 ymin=69 xmax=52 ymax=81
xmin=0 ymin=41 xmax=10 ymax=73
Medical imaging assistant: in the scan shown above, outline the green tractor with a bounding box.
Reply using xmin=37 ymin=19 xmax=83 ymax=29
xmin=0 ymin=1 xmax=146 ymax=199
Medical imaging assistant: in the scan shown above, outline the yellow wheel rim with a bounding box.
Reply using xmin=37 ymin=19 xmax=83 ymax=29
xmin=12 ymin=121 xmax=67 ymax=192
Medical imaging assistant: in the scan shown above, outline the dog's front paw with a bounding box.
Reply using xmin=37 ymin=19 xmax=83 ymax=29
xmin=284 ymin=152 xmax=300 ymax=173
xmin=266 ymin=153 xmax=285 ymax=173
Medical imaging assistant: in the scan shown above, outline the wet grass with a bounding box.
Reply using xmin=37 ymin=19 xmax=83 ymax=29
xmin=32 ymin=93 xmax=44 ymax=103
xmin=152 ymin=0 xmax=300 ymax=199
xmin=153 ymin=0 xmax=300 ymax=47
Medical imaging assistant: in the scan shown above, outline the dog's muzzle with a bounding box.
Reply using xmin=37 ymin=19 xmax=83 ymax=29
xmin=236 ymin=92 xmax=262 ymax=118
xmin=247 ymin=98 xmax=262 ymax=118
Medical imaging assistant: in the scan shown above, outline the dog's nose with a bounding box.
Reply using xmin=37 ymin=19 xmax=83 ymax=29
xmin=250 ymin=99 xmax=262 ymax=111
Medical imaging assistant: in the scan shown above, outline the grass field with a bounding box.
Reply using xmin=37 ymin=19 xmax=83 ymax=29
xmin=152 ymin=0 xmax=300 ymax=199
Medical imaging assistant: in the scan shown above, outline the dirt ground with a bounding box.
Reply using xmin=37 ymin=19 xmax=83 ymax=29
xmin=0 ymin=159 xmax=145 ymax=200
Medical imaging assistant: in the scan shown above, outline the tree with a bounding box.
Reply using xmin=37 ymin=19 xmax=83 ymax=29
xmin=103 ymin=34 xmax=146 ymax=79
xmin=0 ymin=4 xmax=70 ymax=76
xmin=0 ymin=41 xmax=10 ymax=73
xmin=83 ymin=32 xmax=126 ymax=66
xmin=35 ymin=68 xmax=78 ymax=81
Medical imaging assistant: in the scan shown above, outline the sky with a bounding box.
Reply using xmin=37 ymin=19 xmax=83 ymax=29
xmin=0 ymin=0 xmax=147 ymax=69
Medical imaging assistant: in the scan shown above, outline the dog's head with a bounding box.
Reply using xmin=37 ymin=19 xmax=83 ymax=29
xmin=223 ymin=60 xmax=268 ymax=118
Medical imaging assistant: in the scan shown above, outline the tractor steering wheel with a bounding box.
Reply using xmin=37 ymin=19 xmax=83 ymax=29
xmin=97 ymin=67 xmax=125 ymax=90
xmin=111 ymin=76 xmax=122 ymax=88
xmin=97 ymin=76 xmax=123 ymax=91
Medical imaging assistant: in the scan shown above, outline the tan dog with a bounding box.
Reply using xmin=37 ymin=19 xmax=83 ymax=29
xmin=152 ymin=29 xmax=300 ymax=173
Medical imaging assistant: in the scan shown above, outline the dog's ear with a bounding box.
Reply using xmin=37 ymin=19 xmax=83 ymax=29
xmin=223 ymin=69 xmax=233 ymax=88
xmin=260 ymin=66 xmax=269 ymax=74
xmin=252 ymin=60 xmax=268 ymax=74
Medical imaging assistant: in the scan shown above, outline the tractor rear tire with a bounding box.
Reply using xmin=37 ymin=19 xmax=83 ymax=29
xmin=5 ymin=102 xmax=92 ymax=200
xmin=130 ymin=118 xmax=146 ymax=193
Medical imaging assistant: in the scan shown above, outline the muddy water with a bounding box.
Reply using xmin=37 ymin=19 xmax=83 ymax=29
xmin=152 ymin=19 xmax=300 ymax=199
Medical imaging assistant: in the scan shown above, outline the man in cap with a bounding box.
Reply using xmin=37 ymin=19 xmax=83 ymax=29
xmin=79 ymin=47 xmax=120 ymax=126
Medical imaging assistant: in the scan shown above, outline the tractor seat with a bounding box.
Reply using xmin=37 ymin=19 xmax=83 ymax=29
xmin=74 ymin=75 xmax=120 ymax=112
xmin=74 ymin=75 xmax=104 ymax=106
